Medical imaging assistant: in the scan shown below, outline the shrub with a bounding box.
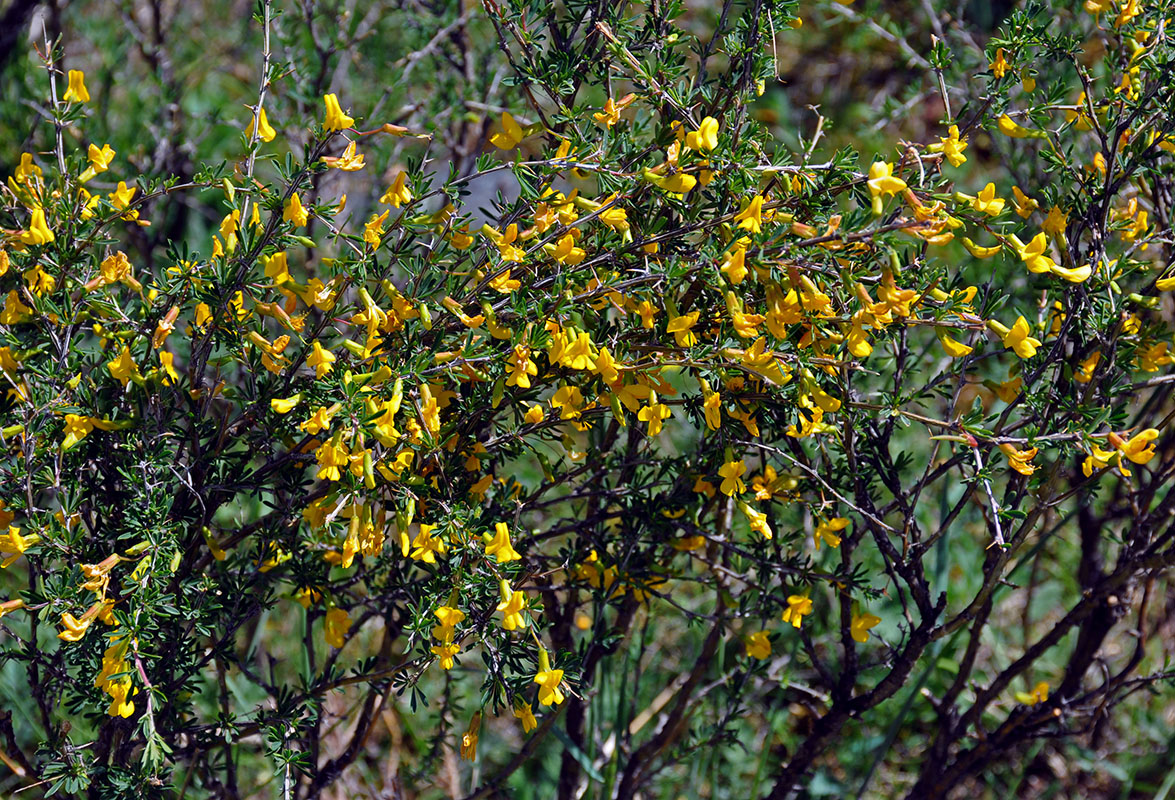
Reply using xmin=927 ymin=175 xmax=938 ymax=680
xmin=1 ymin=1 xmax=1174 ymax=798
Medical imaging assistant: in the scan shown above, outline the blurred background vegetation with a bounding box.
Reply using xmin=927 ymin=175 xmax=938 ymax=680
xmin=2 ymin=1 xmax=1174 ymax=798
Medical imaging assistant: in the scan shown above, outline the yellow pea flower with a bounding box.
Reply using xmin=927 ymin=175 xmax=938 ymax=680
xmin=79 ymin=143 xmax=115 ymax=183
xmin=969 ymin=183 xmax=1006 ymax=216
xmin=996 ymin=113 xmax=1047 ymax=139
xmin=534 ymin=647 xmax=566 ymax=706
xmin=306 ymin=341 xmax=336 ymax=379
xmin=63 ymin=69 xmax=90 ymax=103
xmin=718 ymin=459 xmax=747 ymax=496
xmin=322 ymin=140 xmax=364 ymax=171
xmin=324 ymin=607 xmax=351 ymax=649
xmin=685 ymin=116 xmax=720 ymax=151
xmin=1015 ymin=681 xmax=1049 ymax=706
xmin=814 ymin=517 xmax=849 ymax=549
xmin=461 ymin=712 xmax=481 ymax=760
xmin=851 ymin=611 xmax=881 ymax=643
xmin=866 ymin=161 xmax=906 ymax=214
xmin=283 ymin=192 xmax=308 ymax=227
xmin=21 ymin=208 xmax=54 ymax=245
xmin=998 ymin=443 xmax=1039 ymax=475
xmin=107 ymin=345 xmax=141 ymax=387
xmin=496 ymin=579 xmax=528 ymax=630
xmin=247 ymin=107 xmax=276 ymax=142
xmin=483 ymin=522 xmax=521 ymax=562
xmin=514 ymin=702 xmax=538 ymax=733
xmin=744 ymin=631 xmax=771 ymax=660
xmin=380 ymin=171 xmax=413 ymax=207
xmin=781 ymin=594 xmax=813 ymax=628
xmin=991 ymin=316 xmax=1042 ymax=359
xmin=489 ymin=111 xmax=524 ymax=150
xmin=927 ymin=124 xmax=968 ymax=167
xmin=733 ymin=195 xmax=766 ymax=234
xmin=937 ymin=329 xmax=973 ymax=358
xmin=322 ymin=93 xmax=354 ymax=131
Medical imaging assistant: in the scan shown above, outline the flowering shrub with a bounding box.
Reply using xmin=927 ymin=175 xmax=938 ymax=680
xmin=1 ymin=0 xmax=1174 ymax=797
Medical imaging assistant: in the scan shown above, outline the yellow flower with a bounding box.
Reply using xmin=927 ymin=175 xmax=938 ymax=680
xmin=649 ymin=170 xmax=697 ymax=194
xmin=739 ymin=501 xmax=773 ymax=540
xmin=380 ymin=171 xmax=413 ymax=208
xmin=322 ymin=93 xmax=355 ymax=131
xmin=300 ymin=404 xmax=338 ymax=435
xmin=363 ymin=209 xmax=389 ymax=247
xmin=667 ymin=311 xmax=700 ymax=347
xmin=593 ymin=97 xmax=622 ymax=128
xmin=63 ymin=69 xmax=90 ymax=103
xmin=1011 ymin=186 xmax=1038 ymax=218
xmin=533 ymin=647 xmax=566 ymax=706
xmin=107 ymin=345 xmax=141 ymax=388
xmin=283 ymin=192 xmax=308 ymax=227
xmin=969 ymin=183 xmax=1005 ymax=216
xmin=781 ymin=594 xmax=813 ymax=629
xmin=1043 ymin=205 xmax=1068 ymax=237
xmin=685 ymin=116 xmax=720 ymax=151
xmin=109 ymin=181 xmax=139 ymax=221
xmin=636 ymin=391 xmax=672 ymax=436
xmin=999 ymin=443 xmax=1038 ymax=476
xmin=524 ymin=404 xmax=545 ymax=424
xmin=484 ymin=522 xmax=521 ymax=562
xmin=989 ymin=48 xmax=1009 ymax=78
xmin=247 ymin=107 xmax=276 ymax=142
xmin=733 ymin=195 xmax=766 ymax=234
xmin=927 ymin=124 xmax=968 ymax=167
xmin=21 ymin=208 xmax=54 ymax=245
xmin=996 ymin=114 xmax=1045 ymax=139
xmin=851 ymin=611 xmax=881 ymax=643
xmin=996 ymin=316 xmax=1043 ymax=359
xmin=550 ymin=233 xmax=586 ymax=265
xmin=322 ymin=140 xmax=365 ymax=171
xmin=431 ymin=641 xmax=460 ymax=669
xmin=1015 ymin=681 xmax=1049 ymax=706
xmin=814 ymin=517 xmax=849 ymax=550
xmin=703 ymin=388 xmax=722 ymax=430
xmin=270 ymin=395 xmax=301 ymax=414
xmin=506 ymin=344 xmax=537 ymax=388
xmin=461 ymin=712 xmax=481 ymax=761
xmin=1118 ymin=429 xmax=1159 ymax=464
xmin=410 ymin=524 xmax=447 ymax=563
xmin=58 ymin=610 xmax=94 ymax=642
xmin=935 ymin=328 xmax=972 ymax=358
xmin=431 ymin=606 xmax=465 ymax=643
xmin=721 ymin=241 xmax=748 ymax=284
xmin=744 ymin=630 xmax=771 ymax=660
xmin=306 ymin=341 xmax=336 ymax=379
xmin=866 ymin=161 xmax=906 ymax=214
xmin=496 ymin=579 xmax=528 ymax=630
xmin=324 ymin=607 xmax=351 ymax=649
xmin=62 ymin=414 xmax=95 ymax=450
xmin=79 ymin=143 xmax=115 ymax=183
xmin=1074 ymin=351 xmax=1100 ymax=383
xmin=489 ymin=111 xmax=524 ymax=150
xmin=514 ymin=702 xmax=538 ymax=733
xmin=718 ymin=459 xmax=747 ymax=496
